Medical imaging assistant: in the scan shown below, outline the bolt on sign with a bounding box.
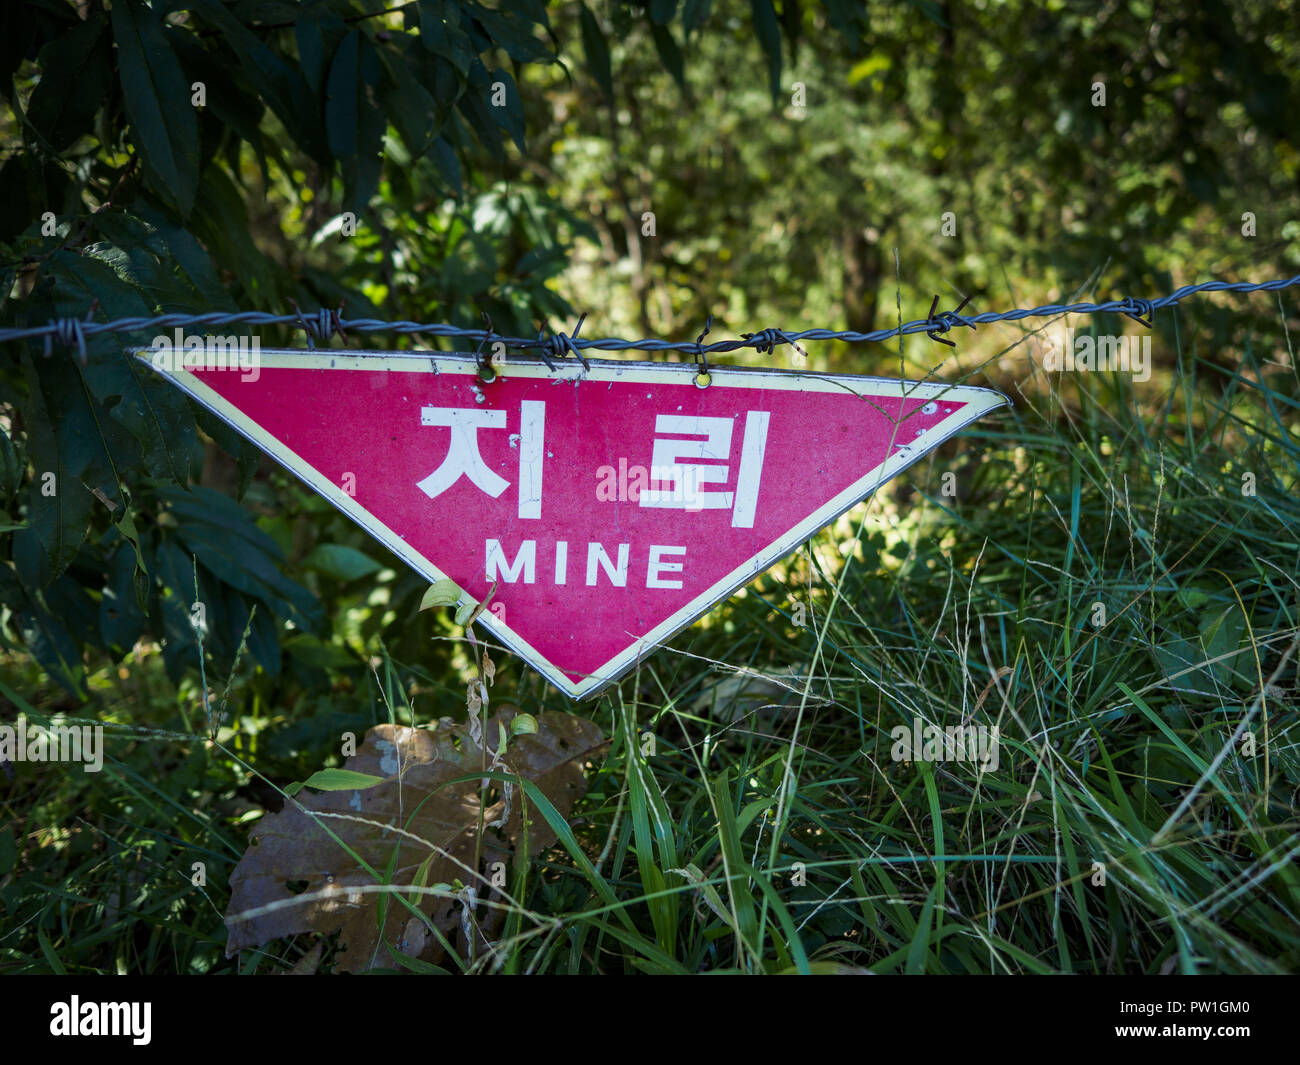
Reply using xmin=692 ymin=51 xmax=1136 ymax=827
xmin=141 ymin=349 xmax=1006 ymax=698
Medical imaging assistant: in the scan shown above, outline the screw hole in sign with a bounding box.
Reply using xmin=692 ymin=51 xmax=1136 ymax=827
xmin=694 ymin=371 xmax=711 ymax=389
xmin=477 ymin=364 xmax=497 ymax=384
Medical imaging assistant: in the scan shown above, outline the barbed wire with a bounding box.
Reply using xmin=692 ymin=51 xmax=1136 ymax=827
xmin=1 ymin=274 xmax=1297 ymax=367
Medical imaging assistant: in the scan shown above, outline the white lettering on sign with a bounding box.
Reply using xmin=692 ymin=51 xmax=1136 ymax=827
xmin=638 ymin=411 xmax=770 ymax=528
xmin=647 ymin=544 xmax=686 ymax=589
xmin=517 ymin=400 xmax=545 ymax=519
xmin=419 ymin=401 xmax=545 ymax=519
xmin=640 ymin=415 xmax=731 ymax=511
xmin=586 ymin=543 xmax=629 ymax=587
xmin=485 ymin=539 xmax=536 ymax=584
xmin=485 ymin=540 xmax=687 ymax=589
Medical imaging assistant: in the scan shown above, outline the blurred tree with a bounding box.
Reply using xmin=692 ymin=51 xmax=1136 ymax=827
xmin=0 ymin=0 xmax=589 ymax=699
xmin=538 ymin=0 xmax=1300 ymax=368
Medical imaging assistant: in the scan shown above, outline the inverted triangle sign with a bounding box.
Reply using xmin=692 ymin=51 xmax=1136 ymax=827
xmin=141 ymin=349 xmax=1006 ymax=698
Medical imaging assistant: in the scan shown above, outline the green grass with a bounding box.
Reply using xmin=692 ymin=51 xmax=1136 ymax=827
xmin=2 ymin=296 xmax=1298 ymax=974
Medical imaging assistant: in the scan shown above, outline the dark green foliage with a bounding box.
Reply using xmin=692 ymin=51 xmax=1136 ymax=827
xmin=0 ymin=0 xmax=586 ymax=688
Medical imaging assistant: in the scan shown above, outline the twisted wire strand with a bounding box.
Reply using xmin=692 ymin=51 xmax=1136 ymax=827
xmin=2 ymin=274 xmax=1296 ymax=362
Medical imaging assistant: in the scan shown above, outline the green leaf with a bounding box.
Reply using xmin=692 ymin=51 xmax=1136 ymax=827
xmin=132 ymin=204 xmax=236 ymax=311
xmin=510 ymin=713 xmax=538 ymax=737
xmin=669 ymin=862 xmax=732 ymax=926
xmin=165 ymin=25 xmax=268 ymax=176
xmin=455 ymin=59 xmax=505 ymax=163
xmin=488 ymin=67 xmax=526 ymax=152
xmin=326 ymin=30 xmax=385 ymax=211
xmin=18 ymin=350 xmax=111 ymax=584
xmin=230 ymin=594 xmax=280 ymax=678
xmin=0 ymin=150 xmax=71 ymax=243
xmin=295 ymin=12 xmax=348 ymax=97
xmin=390 ymin=949 xmax=451 ymax=974
xmin=1199 ymin=606 xmax=1250 ymax=688
xmin=749 ymin=0 xmax=783 ymax=104
xmin=0 ymin=1 xmax=78 ymax=89
xmin=650 ymin=0 xmax=678 ymax=25
xmin=1119 ymin=682 xmax=1252 ymax=829
xmin=43 ymin=250 xmax=202 ymax=486
xmin=38 ymin=928 xmax=67 ymax=975
xmin=454 ymin=600 xmax=478 ymax=626
xmin=151 ymin=538 xmax=204 ymax=683
xmin=26 ymin=14 xmax=113 ymax=152
xmin=99 ymin=542 xmax=148 ymax=655
xmin=578 ymin=4 xmax=613 ymax=101
xmin=419 ymin=578 xmax=462 ymax=610
xmin=303 ymin=543 xmax=383 ymax=582
xmin=326 ymin=30 xmax=362 ymax=159
xmin=0 ymin=424 xmax=20 ymax=504
xmin=429 ymin=136 xmax=462 ymax=195
xmin=682 ymin=0 xmax=713 ymax=34
xmin=188 ymin=0 xmax=326 ymax=163
xmin=176 ymin=521 xmax=322 ymax=631
xmin=110 ymin=0 xmax=199 ymax=216
xmin=417 ymin=0 xmax=474 ymax=72
xmin=156 ymin=485 xmax=285 ymax=560
xmin=377 ymin=38 xmax=443 ymax=157
xmin=300 ymin=768 xmax=387 ymax=792
xmin=85 ymin=212 xmax=180 ymax=302
xmin=905 ymin=882 xmax=940 ymax=974
xmin=113 ymin=502 xmax=148 ymax=582
xmin=472 ymin=7 xmax=553 ymax=64
xmin=7 ymin=553 xmax=89 ymax=696
xmin=189 ymin=162 xmax=278 ymax=303
xmin=156 ymin=485 xmax=323 ymax=633
xmin=650 ymin=23 xmax=685 ymax=91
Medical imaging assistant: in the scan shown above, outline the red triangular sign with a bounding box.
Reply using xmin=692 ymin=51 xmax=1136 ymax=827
xmin=142 ymin=349 xmax=1005 ymax=698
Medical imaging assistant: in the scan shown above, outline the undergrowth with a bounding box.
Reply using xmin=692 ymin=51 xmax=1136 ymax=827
xmin=2 ymin=295 xmax=1298 ymax=974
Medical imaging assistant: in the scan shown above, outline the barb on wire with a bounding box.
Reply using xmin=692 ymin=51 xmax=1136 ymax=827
xmin=289 ymin=299 xmax=347 ymax=348
xmin=694 ymin=314 xmax=714 ymax=376
xmin=925 ymin=293 xmax=977 ymax=347
xmin=3 ymin=273 xmax=1298 ymax=365
xmin=473 ymin=311 xmax=496 ymax=379
xmin=740 ymin=327 xmax=779 ymax=354
xmin=44 ymin=300 xmax=99 ymax=362
xmin=1120 ymin=297 xmax=1154 ymax=329
xmin=532 ymin=313 xmax=589 ymax=372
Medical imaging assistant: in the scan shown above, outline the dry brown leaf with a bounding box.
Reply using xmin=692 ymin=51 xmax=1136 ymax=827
xmin=278 ymin=940 xmax=323 ymax=976
xmin=224 ymin=708 xmax=604 ymax=973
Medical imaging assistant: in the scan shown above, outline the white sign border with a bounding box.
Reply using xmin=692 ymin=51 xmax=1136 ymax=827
xmin=136 ymin=348 xmax=1008 ymax=699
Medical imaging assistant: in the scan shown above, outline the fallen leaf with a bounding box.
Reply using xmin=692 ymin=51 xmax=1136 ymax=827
xmin=278 ymin=940 xmax=323 ymax=976
xmin=224 ymin=708 xmax=604 ymax=972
